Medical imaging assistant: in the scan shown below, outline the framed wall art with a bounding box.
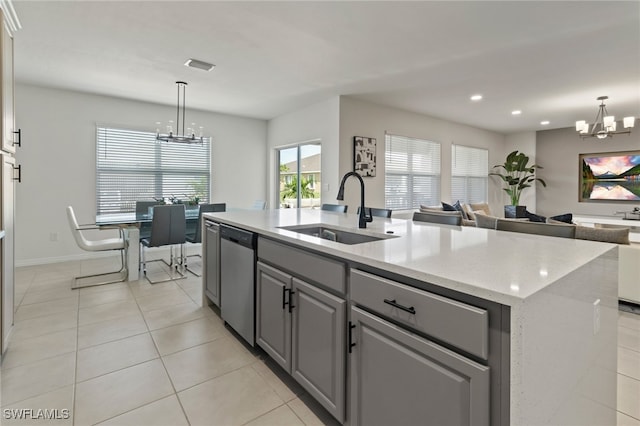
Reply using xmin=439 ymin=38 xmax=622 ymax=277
xmin=353 ymin=136 xmax=376 ymax=177
xmin=579 ymin=150 xmax=640 ymax=201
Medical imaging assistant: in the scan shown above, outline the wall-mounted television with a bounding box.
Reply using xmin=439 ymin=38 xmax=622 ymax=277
xmin=579 ymin=150 xmax=640 ymax=202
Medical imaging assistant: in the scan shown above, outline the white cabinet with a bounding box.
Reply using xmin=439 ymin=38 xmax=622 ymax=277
xmin=0 ymin=6 xmax=18 ymax=357
xmin=1 ymin=151 xmax=14 ymax=353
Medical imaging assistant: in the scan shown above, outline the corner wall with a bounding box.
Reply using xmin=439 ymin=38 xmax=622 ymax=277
xmin=338 ymin=97 xmax=506 ymax=214
xmin=15 ymin=83 xmax=267 ymax=265
xmin=266 ymin=97 xmax=340 ymax=207
xmin=536 ymin=126 xmax=640 ymax=217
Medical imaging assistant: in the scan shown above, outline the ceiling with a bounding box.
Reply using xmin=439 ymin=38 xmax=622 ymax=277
xmin=11 ymin=1 xmax=640 ymax=134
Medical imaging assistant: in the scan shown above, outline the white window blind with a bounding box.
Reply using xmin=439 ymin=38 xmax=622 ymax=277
xmin=451 ymin=145 xmax=488 ymax=204
xmin=385 ymin=134 xmax=441 ymax=209
xmin=96 ymin=127 xmax=210 ymax=214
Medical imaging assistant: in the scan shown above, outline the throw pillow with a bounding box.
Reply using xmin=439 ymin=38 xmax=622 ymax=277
xmin=420 ymin=205 xmax=443 ymax=212
xmin=549 ymin=213 xmax=573 ymax=224
xmin=575 ymin=226 xmax=630 ymax=245
xmin=462 ymin=203 xmax=476 ymax=221
xmin=469 ymin=202 xmax=491 ymax=216
xmin=525 ymin=210 xmax=546 ymax=223
xmin=442 ymin=200 xmax=469 ymax=220
xmin=441 ymin=202 xmax=457 ymax=211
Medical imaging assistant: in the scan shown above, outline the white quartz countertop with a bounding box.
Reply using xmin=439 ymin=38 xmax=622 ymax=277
xmin=204 ymin=209 xmax=617 ymax=306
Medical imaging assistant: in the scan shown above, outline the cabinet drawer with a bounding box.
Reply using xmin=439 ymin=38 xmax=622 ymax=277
xmin=350 ymin=269 xmax=488 ymax=360
xmin=258 ymin=237 xmax=346 ymax=295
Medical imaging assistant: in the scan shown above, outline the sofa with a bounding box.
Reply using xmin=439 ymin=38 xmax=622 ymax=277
xmin=412 ymin=203 xmax=639 ymax=305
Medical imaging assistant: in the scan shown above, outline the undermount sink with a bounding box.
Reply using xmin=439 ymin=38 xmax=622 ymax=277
xmin=279 ymin=224 xmax=398 ymax=245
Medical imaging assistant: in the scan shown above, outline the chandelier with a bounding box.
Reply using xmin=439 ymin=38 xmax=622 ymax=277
xmin=156 ymin=81 xmax=204 ymax=144
xmin=575 ymin=96 xmax=635 ymax=139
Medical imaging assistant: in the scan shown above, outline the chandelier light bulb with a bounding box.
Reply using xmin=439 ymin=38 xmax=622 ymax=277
xmin=624 ymin=117 xmax=636 ymax=128
xmin=576 ymin=120 xmax=586 ymax=131
xmin=603 ymin=116 xmax=615 ymax=129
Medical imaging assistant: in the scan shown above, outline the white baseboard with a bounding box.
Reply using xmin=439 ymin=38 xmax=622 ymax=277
xmin=16 ymin=243 xmax=202 ymax=268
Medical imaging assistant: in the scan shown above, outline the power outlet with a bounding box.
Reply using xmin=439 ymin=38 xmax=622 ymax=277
xmin=49 ymin=232 xmax=58 ymax=242
xmin=593 ymin=299 xmax=601 ymax=335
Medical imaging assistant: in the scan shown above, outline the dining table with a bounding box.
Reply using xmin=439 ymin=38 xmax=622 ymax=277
xmin=96 ymin=208 xmax=200 ymax=281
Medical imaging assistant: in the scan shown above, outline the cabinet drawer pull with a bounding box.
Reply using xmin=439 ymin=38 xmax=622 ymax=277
xmin=288 ymin=290 xmax=295 ymax=312
xmin=13 ymin=129 xmax=21 ymax=147
xmin=13 ymin=164 xmax=21 ymax=183
xmin=282 ymin=286 xmax=288 ymax=310
xmin=348 ymin=322 xmax=356 ymax=353
xmin=383 ymin=298 xmax=416 ymax=315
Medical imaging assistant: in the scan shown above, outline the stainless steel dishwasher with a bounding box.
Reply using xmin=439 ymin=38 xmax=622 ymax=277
xmin=220 ymin=224 xmax=257 ymax=346
xmin=203 ymin=220 xmax=220 ymax=307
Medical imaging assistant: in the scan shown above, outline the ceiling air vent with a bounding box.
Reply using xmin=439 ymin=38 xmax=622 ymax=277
xmin=184 ymin=59 xmax=215 ymax=72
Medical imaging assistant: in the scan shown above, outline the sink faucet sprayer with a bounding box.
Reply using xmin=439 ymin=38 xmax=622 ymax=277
xmin=336 ymin=172 xmax=372 ymax=229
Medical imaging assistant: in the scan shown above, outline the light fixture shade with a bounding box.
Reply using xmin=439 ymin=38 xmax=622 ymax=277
xmin=603 ymin=115 xmax=615 ymax=128
xmin=611 ymin=121 xmax=617 ymax=131
xmin=576 ymin=120 xmax=585 ymax=131
xmin=624 ymin=116 xmax=636 ymax=128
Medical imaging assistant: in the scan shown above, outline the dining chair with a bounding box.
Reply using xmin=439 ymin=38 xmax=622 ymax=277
xmin=412 ymin=210 xmax=462 ymax=226
xmin=321 ymin=203 xmax=348 ymax=213
xmin=66 ymin=206 xmax=128 ymax=289
xmin=185 ymin=203 xmax=226 ymax=276
xmin=140 ymin=204 xmax=187 ymax=283
xmin=135 ymin=200 xmax=162 ymax=238
xmin=357 ymin=206 xmax=392 ymax=218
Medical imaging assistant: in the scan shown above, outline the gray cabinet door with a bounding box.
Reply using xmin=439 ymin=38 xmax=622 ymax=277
xmin=291 ymin=278 xmax=346 ymax=423
xmin=350 ymin=306 xmax=490 ymax=426
xmin=256 ymin=261 xmax=292 ymax=372
xmin=204 ymin=222 xmax=220 ymax=306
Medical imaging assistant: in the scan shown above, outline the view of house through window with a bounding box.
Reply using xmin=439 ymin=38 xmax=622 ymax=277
xmin=96 ymin=126 xmax=211 ymax=214
xmin=451 ymin=145 xmax=488 ymax=204
xmin=278 ymin=143 xmax=321 ymax=209
xmin=385 ymin=133 xmax=441 ymax=209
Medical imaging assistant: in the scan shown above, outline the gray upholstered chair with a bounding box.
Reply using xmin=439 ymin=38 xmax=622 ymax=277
xmin=496 ymin=219 xmax=576 ymax=239
xmin=185 ymin=203 xmax=226 ymax=276
xmin=135 ymin=200 xmax=162 ymax=240
xmin=66 ymin=206 xmax=127 ymax=289
xmin=321 ymin=203 xmax=348 ymax=213
xmin=357 ymin=206 xmax=392 ymax=218
xmin=412 ymin=210 xmax=462 ymax=226
xmin=140 ymin=204 xmax=187 ymax=283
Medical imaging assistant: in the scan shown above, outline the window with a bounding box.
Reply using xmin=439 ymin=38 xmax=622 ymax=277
xmin=277 ymin=143 xmax=321 ymax=209
xmin=451 ymin=145 xmax=488 ymax=204
xmin=96 ymin=126 xmax=210 ymax=214
xmin=385 ymin=134 xmax=441 ymax=209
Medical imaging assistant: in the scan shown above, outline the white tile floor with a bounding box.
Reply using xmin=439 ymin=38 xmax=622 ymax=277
xmin=1 ymin=256 xmax=639 ymax=425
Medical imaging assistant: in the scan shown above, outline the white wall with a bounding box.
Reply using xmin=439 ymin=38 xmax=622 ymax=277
xmin=15 ymin=83 xmax=267 ymax=265
xmin=266 ymin=97 xmax=340 ymax=207
xmin=505 ymin=132 xmax=538 ymax=212
xmin=536 ymin=126 xmax=640 ymax=217
xmin=338 ymin=97 xmax=506 ymax=215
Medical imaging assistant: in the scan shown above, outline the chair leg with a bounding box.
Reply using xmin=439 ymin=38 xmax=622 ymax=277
xmin=71 ymin=247 xmax=128 ymax=290
xmin=144 ymin=244 xmax=188 ymax=284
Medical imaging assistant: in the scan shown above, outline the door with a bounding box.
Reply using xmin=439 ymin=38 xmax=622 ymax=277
xmin=291 ymin=278 xmax=346 ymax=423
xmin=349 ymin=306 xmax=490 ymax=426
xmin=256 ymin=262 xmax=292 ymax=371
xmin=204 ymin=222 xmax=220 ymax=306
xmin=1 ymin=153 xmax=15 ymax=352
xmin=277 ymin=142 xmax=321 ymax=209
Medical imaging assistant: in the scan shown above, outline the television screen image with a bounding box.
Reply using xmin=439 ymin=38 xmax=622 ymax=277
xmin=580 ymin=151 xmax=640 ymax=201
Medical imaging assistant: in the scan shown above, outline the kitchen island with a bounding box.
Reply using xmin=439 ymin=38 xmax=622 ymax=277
xmin=203 ymin=208 xmax=618 ymax=426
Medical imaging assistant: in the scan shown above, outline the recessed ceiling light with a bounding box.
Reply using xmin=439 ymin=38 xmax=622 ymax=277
xmin=184 ymin=59 xmax=215 ymax=72
xmin=540 ymin=120 xmax=550 ymax=125
xmin=470 ymin=94 xmax=483 ymax=101
xmin=511 ymin=110 xmax=522 ymax=115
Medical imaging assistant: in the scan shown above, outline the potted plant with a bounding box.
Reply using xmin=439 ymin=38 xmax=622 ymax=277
xmin=490 ymin=150 xmax=546 ymax=218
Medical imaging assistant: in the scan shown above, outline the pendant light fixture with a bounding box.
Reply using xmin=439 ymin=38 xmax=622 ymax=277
xmin=576 ymin=96 xmax=635 ymax=139
xmin=156 ymin=81 xmax=204 ymax=144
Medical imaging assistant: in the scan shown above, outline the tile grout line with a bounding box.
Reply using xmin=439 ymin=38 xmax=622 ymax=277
xmin=133 ymin=276 xmax=192 ymax=426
